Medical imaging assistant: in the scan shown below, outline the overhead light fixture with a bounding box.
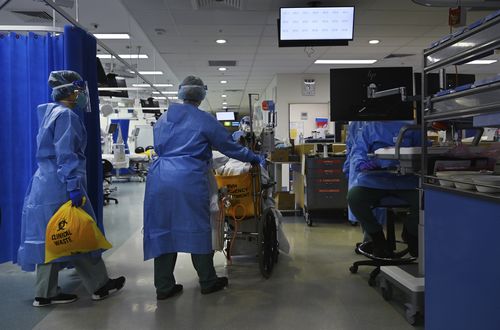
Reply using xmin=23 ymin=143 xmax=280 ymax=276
xmin=153 ymin=83 xmax=174 ymax=87
xmin=153 ymin=96 xmax=167 ymax=100
xmin=222 ymin=102 xmax=228 ymax=105
xmin=314 ymin=59 xmax=378 ymax=64
xmin=93 ymin=33 xmax=131 ymax=40
xmin=218 ymin=67 xmax=227 ymax=71
xmin=98 ymin=87 xmax=144 ymax=91
xmin=132 ymin=83 xmax=174 ymax=87
xmin=97 ymin=54 xmax=148 ymax=59
xmin=152 ymin=91 xmax=161 ymax=94
xmin=369 ymin=39 xmax=380 ymax=45
xmin=466 ymin=59 xmax=497 ymax=64
xmin=222 ymin=106 xmax=228 ymax=110
xmin=221 ymin=94 xmax=227 ymax=97
xmin=216 ymin=39 xmax=227 ymax=44
xmin=129 ymin=70 xmax=164 ymax=75
xmin=161 ymin=91 xmax=178 ymax=95
xmin=220 ymin=80 xmax=227 ymax=84
xmin=168 ymin=96 xmax=179 ymax=100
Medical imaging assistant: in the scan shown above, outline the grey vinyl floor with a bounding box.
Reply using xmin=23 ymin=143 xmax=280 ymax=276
xmin=0 ymin=182 xmax=423 ymax=330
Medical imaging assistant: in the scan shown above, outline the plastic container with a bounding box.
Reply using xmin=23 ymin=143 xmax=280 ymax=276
xmin=471 ymin=175 xmax=500 ymax=193
xmin=435 ymin=171 xmax=483 ymax=187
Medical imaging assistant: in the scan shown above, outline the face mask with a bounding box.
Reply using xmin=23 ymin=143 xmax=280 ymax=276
xmin=75 ymin=92 xmax=88 ymax=110
xmin=241 ymin=123 xmax=251 ymax=133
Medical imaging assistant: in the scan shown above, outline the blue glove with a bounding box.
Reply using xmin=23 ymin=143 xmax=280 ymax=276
xmin=69 ymin=190 xmax=83 ymax=207
xmin=251 ymin=155 xmax=266 ymax=167
xmin=359 ymin=160 xmax=379 ymax=171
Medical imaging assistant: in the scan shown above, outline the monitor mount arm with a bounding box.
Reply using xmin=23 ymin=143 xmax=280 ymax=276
xmin=367 ymin=83 xmax=409 ymax=102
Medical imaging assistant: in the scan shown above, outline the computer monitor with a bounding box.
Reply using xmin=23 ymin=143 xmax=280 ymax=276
xmin=107 ymin=123 xmax=118 ymax=134
xmin=330 ymin=67 xmax=414 ymax=121
xmin=216 ymin=112 xmax=235 ymax=121
xmin=141 ymin=98 xmax=160 ymax=108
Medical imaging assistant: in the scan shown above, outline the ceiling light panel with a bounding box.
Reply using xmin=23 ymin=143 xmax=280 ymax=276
xmin=314 ymin=60 xmax=377 ymax=64
xmin=93 ymin=33 xmax=130 ymax=40
xmin=466 ymin=60 xmax=497 ymax=64
xmin=129 ymin=71 xmax=164 ymax=75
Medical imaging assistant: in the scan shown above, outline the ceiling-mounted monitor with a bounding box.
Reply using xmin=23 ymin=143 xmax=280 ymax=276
xmin=278 ymin=7 xmax=354 ymax=47
xmin=216 ymin=112 xmax=235 ymax=121
xmin=330 ymin=67 xmax=414 ymax=121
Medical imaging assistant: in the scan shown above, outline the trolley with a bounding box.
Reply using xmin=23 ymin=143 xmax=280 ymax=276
xmin=214 ymin=165 xmax=279 ymax=278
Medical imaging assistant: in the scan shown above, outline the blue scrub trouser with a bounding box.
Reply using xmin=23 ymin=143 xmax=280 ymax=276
xmin=154 ymin=253 xmax=218 ymax=294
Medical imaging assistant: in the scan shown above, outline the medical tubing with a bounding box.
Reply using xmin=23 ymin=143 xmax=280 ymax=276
xmin=227 ymin=203 xmax=247 ymax=263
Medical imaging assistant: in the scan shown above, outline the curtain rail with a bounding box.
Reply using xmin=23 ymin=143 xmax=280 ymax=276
xmin=41 ymin=0 xmax=165 ymax=97
xmin=0 ymin=25 xmax=64 ymax=33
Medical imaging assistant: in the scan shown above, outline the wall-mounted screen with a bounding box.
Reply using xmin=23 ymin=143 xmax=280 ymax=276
xmin=330 ymin=67 xmax=414 ymax=121
xmin=216 ymin=112 xmax=235 ymax=121
xmin=279 ymin=7 xmax=354 ymax=47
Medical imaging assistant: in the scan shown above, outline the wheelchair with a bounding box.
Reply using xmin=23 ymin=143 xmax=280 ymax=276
xmin=215 ymin=165 xmax=279 ymax=278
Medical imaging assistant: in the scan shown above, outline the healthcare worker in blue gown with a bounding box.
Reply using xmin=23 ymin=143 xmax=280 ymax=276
xmin=143 ymin=76 xmax=262 ymax=300
xmin=343 ymin=122 xmax=387 ymax=240
xmin=347 ymin=121 xmax=421 ymax=258
xmin=17 ymin=71 xmax=125 ymax=307
xmin=231 ymin=115 xmax=251 ymax=142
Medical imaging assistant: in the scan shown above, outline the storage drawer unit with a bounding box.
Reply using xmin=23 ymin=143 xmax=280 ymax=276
xmin=305 ymin=157 xmax=348 ymax=211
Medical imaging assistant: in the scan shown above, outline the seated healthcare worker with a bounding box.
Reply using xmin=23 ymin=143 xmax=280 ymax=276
xmin=347 ymin=121 xmax=420 ymax=258
xmin=343 ymin=121 xmax=387 ymax=240
xmin=143 ymin=76 xmax=263 ymax=300
xmin=17 ymin=71 xmax=125 ymax=307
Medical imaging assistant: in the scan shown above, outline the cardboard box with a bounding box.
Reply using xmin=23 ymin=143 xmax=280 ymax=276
xmin=275 ymin=191 xmax=296 ymax=210
xmin=294 ymin=144 xmax=315 ymax=156
xmin=270 ymin=148 xmax=290 ymax=162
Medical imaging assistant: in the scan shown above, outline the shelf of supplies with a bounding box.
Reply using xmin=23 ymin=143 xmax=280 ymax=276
xmin=423 ymin=81 xmax=500 ymax=121
xmin=423 ymin=176 xmax=500 ymax=203
xmin=424 ymin=13 xmax=500 ymax=72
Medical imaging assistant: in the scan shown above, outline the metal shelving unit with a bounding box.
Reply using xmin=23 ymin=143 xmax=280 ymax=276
xmin=420 ymin=11 xmax=500 ymax=330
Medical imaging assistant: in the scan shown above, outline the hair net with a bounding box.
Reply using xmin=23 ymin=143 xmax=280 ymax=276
xmin=178 ymin=75 xmax=206 ymax=102
xmin=48 ymin=70 xmax=83 ymax=101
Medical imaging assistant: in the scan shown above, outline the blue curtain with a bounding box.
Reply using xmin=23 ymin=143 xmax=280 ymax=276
xmin=0 ymin=26 xmax=103 ymax=264
xmin=63 ymin=26 xmax=104 ymax=233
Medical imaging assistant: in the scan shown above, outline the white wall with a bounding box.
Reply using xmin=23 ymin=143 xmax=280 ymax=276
xmin=274 ymin=73 xmax=331 ymax=141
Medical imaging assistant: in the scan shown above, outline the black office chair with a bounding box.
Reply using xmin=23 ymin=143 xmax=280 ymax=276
xmin=102 ymin=159 xmax=118 ymax=205
xmin=349 ymin=196 xmax=417 ymax=286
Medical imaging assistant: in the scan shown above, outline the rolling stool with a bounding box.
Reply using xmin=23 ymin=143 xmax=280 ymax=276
xmin=102 ymin=159 xmax=118 ymax=205
xmin=349 ymin=196 xmax=417 ymax=286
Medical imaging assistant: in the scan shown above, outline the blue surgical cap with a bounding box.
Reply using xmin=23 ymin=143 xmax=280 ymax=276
xmin=178 ymin=75 xmax=206 ymax=102
xmin=48 ymin=70 xmax=82 ymax=101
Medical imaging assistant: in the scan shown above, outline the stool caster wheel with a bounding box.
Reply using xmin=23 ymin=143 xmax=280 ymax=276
xmin=349 ymin=265 xmax=358 ymax=274
xmin=368 ymin=277 xmax=377 ymax=287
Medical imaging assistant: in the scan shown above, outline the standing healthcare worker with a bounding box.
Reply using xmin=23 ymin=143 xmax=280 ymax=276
xmin=143 ymin=76 xmax=262 ymax=300
xmin=347 ymin=121 xmax=420 ymax=258
xmin=17 ymin=71 xmax=125 ymax=307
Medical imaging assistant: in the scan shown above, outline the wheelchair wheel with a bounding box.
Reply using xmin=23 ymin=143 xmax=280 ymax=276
xmin=258 ymin=208 xmax=278 ymax=279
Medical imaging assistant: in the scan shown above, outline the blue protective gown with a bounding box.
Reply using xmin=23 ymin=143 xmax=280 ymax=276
xmin=350 ymin=121 xmax=420 ymax=190
xmin=143 ymin=103 xmax=259 ymax=260
xmin=344 ymin=122 xmax=386 ymax=224
xmin=17 ymin=103 xmax=98 ymax=271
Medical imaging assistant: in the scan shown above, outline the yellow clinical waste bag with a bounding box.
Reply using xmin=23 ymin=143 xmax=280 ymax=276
xmin=45 ymin=199 xmax=112 ymax=263
xmin=215 ymin=172 xmax=260 ymax=220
